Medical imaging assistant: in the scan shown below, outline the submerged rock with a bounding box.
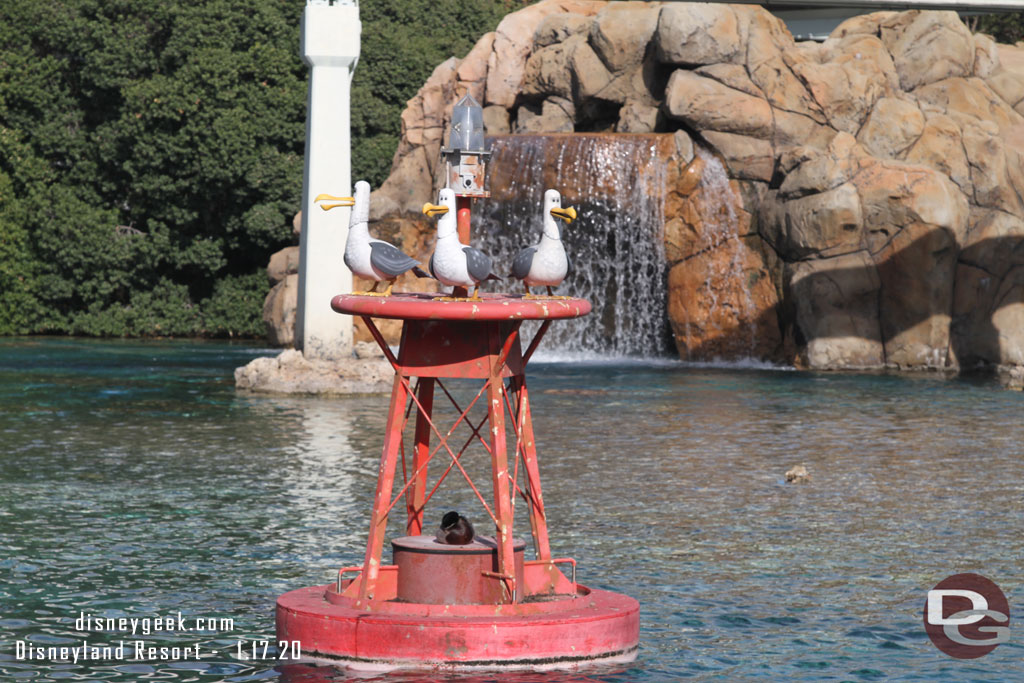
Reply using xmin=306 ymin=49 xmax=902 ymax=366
xmin=234 ymin=349 xmax=391 ymax=395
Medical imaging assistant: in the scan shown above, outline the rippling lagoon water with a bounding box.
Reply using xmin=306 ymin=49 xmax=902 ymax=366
xmin=1 ymin=338 xmax=1022 ymax=681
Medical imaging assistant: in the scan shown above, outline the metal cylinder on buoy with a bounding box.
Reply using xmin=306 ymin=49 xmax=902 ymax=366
xmin=393 ymin=535 xmax=525 ymax=605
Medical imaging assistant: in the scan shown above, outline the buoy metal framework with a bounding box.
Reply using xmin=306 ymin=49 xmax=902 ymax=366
xmin=276 ymin=96 xmax=639 ymax=671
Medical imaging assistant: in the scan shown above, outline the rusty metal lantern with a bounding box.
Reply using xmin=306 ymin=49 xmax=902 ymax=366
xmin=441 ymin=93 xmax=490 ymax=198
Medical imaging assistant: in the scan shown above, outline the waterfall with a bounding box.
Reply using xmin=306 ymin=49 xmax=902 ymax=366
xmin=474 ymin=135 xmax=673 ymax=359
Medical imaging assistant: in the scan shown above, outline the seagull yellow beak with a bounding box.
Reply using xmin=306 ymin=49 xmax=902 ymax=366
xmin=315 ymin=193 xmax=355 ymax=211
xmin=422 ymin=202 xmax=450 ymax=217
xmin=550 ymin=206 xmax=577 ymax=224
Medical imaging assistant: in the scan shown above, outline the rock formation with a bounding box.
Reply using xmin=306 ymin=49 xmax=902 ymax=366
xmin=365 ymin=1 xmax=1024 ymax=379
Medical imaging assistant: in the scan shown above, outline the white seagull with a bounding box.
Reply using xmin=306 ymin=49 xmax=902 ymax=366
xmin=422 ymin=188 xmax=500 ymax=300
xmin=511 ymin=189 xmax=577 ymax=298
xmin=316 ymin=180 xmax=426 ymax=296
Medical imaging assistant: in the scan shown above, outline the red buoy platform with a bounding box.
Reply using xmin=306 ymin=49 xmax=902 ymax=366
xmin=276 ymin=292 xmax=639 ymax=670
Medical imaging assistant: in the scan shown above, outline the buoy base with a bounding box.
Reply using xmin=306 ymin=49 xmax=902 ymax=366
xmin=276 ymin=584 xmax=639 ymax=672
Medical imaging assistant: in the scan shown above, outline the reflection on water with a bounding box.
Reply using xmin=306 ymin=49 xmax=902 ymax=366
xmin=1 ymin=339 xmax=1022 ymax=681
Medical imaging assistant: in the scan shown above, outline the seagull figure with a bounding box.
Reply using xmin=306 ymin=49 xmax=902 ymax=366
xmin=511 ymin=189 xmax=577 ymax=299
xmin=315 ymin=180 xmax=427 ymax=296
xmin=422 ymin=188 xmax=500 ymax=300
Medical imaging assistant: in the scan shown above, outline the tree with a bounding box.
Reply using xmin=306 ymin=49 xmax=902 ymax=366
xmin=0 ymin=0 xmax=521 ymax=337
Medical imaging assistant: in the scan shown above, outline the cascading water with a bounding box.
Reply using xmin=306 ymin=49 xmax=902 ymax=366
xmin=474 ymin=135 xmax=672 ymax=358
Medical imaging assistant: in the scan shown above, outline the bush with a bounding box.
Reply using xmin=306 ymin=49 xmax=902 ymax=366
xmin=0 ymin=0 xmax=521 ymax=338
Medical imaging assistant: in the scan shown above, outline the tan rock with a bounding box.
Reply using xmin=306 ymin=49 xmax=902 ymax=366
xmin=663 ymin=69 xmax=773 ymax=137
xmin=873 ymin=222 xmax=955 ymax=368
xmin=761 ymin=182 xmax=863 ymax=260
xmin=904 ymin=113 xmax=971 ymax=193
xmin=234 ymin=349 xmax=392 ymax=394
xmin=534 ymin=12 xmax=593 ymax=48
xmin=887 ymin=11 xmax=973 ymax=90
xmin=514 ymin=97 xmax=574 ymax=133
xmin=483 ymin=105 xmax=510 ymax=135
xmin=523 ymin=35 xmax=583 ymax=100
xmin=694 ymin=63 xmax=764 ymax=98
xmin=703 ymin=131 xmax=774 ymax=182
xmin=791 ymin=35 xmax=898 ymax=134
xmin=973 ymin=33 xmax=1000 ymax=79
xmin=616 ymin=99 xmax=660 ymax=132
xmin=961 ymin=123 xmax=1023 ymax=215
xmin=778 ymin=131 xmax=866 ymax=197
xmin=457 ymin=32 xmax=495 ymax=85
xmin=773 ymin=109 xmax=834 ymax=149
xmin=487 ymin=1 xmax=569 ymax=108
xmin=292 ymin=210 xmax=302 ymax=237
xmin=588 ymin=2 xmax=661 ymax=72
xmin=787 ymin=251 xmax=885 ymax=369
xmin=267 ymin=246 xmax=300 ymax=285
xmin=654 ymin=3 xmax=741 ymax=65
xmin=857 ymin=97 xmax=925 ymax=159
xmin=374 ymin=145 xmax=434 ymax=216
xmin=959 ymin=209 xmax=1024 ymax=278
xmin=262 ymin=273 xmax=298 ymax=347
xmin=914 ymin=77 xmax=1023 ymax=134
xmin=854 ymin=158 xmax=969 ymax=247
xmin=830 ymin=11 xmax=899 ymax=39
xmin=570 ymin=38 xmax=613 ymax=99
xmin=990 ymin=266 xmax=1024 ymax=365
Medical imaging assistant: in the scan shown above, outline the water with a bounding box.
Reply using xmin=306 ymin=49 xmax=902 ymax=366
xmin=475 ymin=136 xmax=672 ymax=359
xmin=2 ymin=338 xmax=1023 ymax=681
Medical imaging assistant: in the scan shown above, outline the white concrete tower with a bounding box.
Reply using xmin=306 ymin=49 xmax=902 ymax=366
xmin=296 ymin=0 xmax=360 ymax=360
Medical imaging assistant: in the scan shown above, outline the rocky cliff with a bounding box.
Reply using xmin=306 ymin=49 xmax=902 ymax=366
xmin=349 ymin=1 xmax=1024 ymax=376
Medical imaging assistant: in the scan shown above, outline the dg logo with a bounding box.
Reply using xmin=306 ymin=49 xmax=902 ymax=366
xmin=924 ymin=573 xmax=1010 ymax=659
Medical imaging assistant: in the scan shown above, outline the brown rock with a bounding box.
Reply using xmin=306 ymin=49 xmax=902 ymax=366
xmin=588 ymin=2 xmax=661 ymax=73
xmin=263 ymin=273 xmax=298 ymax=347
xmin=663 ymin=69 xmax=773 ymax=137
xmin=778 ymin=131 xmax=866 ymax=197
xmin=886 ymin=11 xmax=974 ymax=90
xmin=788 ymin=251 xmax=885 ymax=370
xmin=856 ymin=97 xmax=925 ymax=159
xmin=654 ymin=3 xmax=741 ymax=66
xmin=830 ymin=11 xmax=899 ymax=39
xmin=292 ymin=210 xmax=302 ymax=237
xmin=267 ymin=246 xmax=300 ymax=285
xmin=695 ymin=63 xmax=764 ymax=98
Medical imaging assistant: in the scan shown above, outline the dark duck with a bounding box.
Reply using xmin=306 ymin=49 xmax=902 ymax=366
xmin=435 ymin=511 xmax=475 ymax=545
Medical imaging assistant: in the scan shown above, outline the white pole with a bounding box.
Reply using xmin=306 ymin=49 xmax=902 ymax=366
xmin=297 ymin=0 xmax=360 ymax=360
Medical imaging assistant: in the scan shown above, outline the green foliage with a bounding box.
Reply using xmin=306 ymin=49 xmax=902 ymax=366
xmin=0 ymin=0 xmax=520 ymax=338
xmin=974 ymin=12 xmax=1024 ymax=44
